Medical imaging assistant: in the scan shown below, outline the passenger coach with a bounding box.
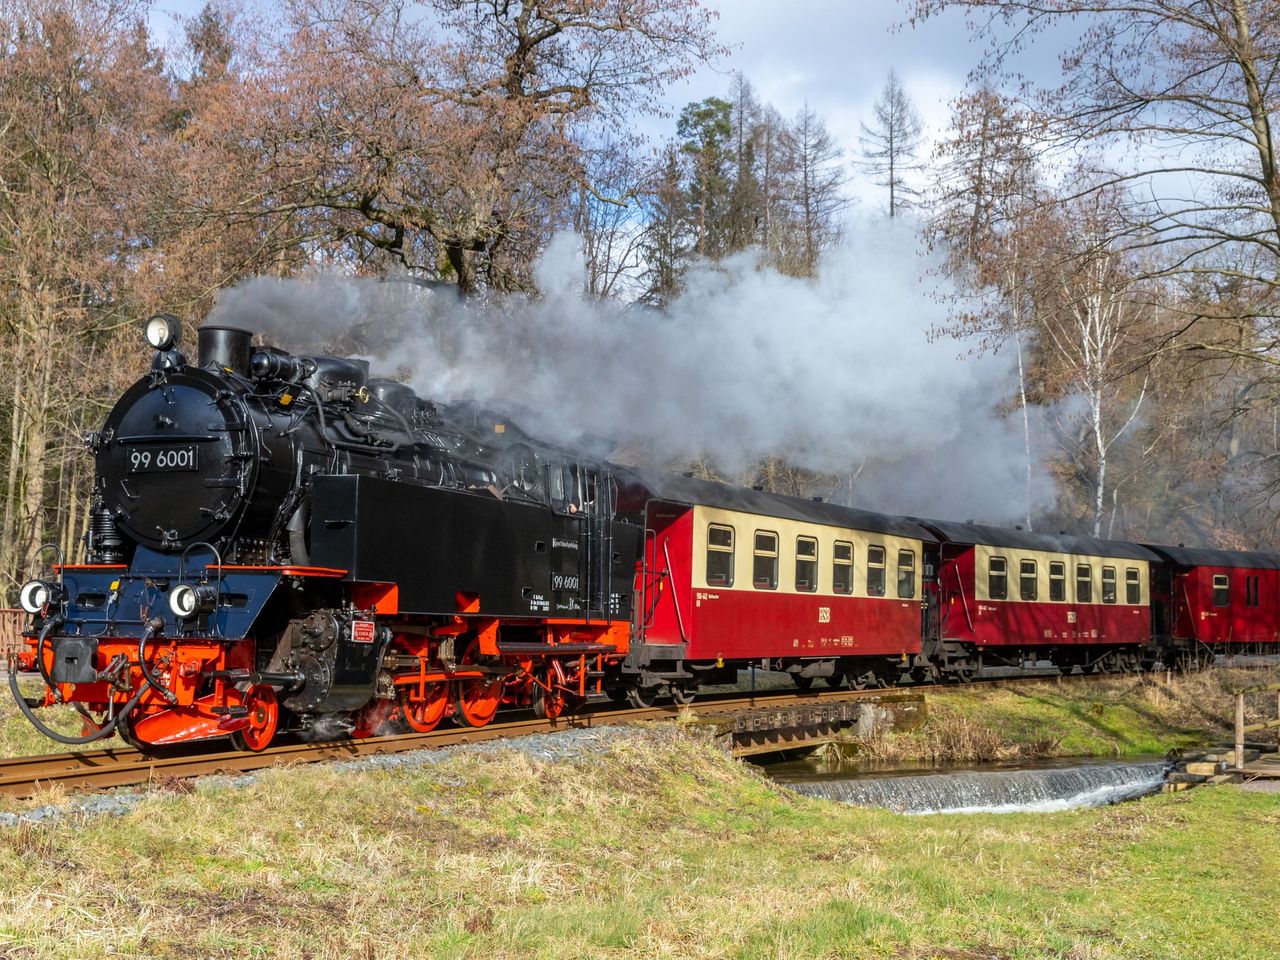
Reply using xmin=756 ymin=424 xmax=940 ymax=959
xmin=1146 ymin=545 xmax=1280 ymax=657
xmin=618 ymin=475 xmax=934 ymax=697
xmin=922 ymin=522 xmax=1158 ymax=677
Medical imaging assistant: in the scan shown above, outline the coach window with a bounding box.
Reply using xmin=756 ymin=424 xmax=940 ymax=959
xmin=833 ymin=541 xmax=854 ymax=595
xmin=706 ymin=524 xmax=735 ymax=587
xmin=753 ymin=531 xmax=779 ymax=590
xmin=1213 ymin=574 xmax=1230 ymax=608
xmin=1049 ymin=561 xmax=1066 ymax=602
xmin=867 ymin=545 xmax=886 ymax=597
xmin=897 ymin=549 xmax=916 ymax=599
xmin=795 ymin=536 xmax=818 ymax=592
xmin=988 ymin=556 xmax=1008 ymax=600
xmin=1102 ymin=566 xmax=1117 ymax=604
xmin=1248 ymin=575 xmax=1261 ymax=607
xmin=1020 ymin=559 xmax=1038 ymax=601
xmin=1126 ymin=568 xmax=1141 ymax=605
xmin=1076 ymin=564 xmax=1093 ymax=603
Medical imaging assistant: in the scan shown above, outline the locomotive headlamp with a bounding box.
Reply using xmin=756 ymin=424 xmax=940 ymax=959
xmin=143 ymin=314 xmax=181 ymax=351
xmin=19 ymin=579 xmax=57 ymax=615
xmin=168 ymin=582 xmax=216 ymax=620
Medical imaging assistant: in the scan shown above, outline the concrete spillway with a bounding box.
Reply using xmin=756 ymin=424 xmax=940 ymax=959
xmin=787 ymin=760 xmax=1171 ymax=815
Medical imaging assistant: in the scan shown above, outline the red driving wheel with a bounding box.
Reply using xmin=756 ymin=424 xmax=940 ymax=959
xmin=400 ymin=681 xmax=450 ymax=733
xmin=231 ymin=685 xmax=279 ymax=752
xmin=453 ymin=640 xmax=503 ymax=728
xmin=351 ymin=697 xmax=399 ymax=739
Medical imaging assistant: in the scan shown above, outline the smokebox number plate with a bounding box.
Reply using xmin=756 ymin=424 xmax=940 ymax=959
xmin=128 ymin=445 xmax=199 ymax=474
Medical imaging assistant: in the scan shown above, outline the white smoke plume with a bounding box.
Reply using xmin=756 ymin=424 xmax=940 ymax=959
xmin=208 ymin=218 xmax=1055 ymax=523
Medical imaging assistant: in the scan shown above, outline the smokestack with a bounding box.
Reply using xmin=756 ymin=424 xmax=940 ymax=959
xmin=199 ymin=325 xmax=253 ymax=376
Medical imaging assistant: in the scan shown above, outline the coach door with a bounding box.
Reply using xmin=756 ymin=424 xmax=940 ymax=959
xmin=547 ymin=463 xmax=614 ymax=619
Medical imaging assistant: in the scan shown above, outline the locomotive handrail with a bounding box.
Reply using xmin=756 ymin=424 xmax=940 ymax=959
xmin=178 ymin=541 xmax=225 ymax=639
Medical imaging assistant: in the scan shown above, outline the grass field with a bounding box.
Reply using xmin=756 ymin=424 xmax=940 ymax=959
xmin=0 ymin=720 xmax=1275 ymax=959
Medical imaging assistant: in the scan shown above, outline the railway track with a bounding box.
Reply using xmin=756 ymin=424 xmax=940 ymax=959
xmin=0 ymin=669 xmax=1251 ymax=800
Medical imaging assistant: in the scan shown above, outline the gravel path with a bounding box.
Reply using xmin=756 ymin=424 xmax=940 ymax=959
xmin=0 ymin=724 xmax=647 ymax=827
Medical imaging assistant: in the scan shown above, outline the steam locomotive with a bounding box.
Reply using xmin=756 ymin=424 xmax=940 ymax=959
xmin=11 ymin=318 xmax=1279 ymax=751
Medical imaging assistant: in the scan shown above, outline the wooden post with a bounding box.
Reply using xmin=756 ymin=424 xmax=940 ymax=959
xmin=1235 ymin=692 xmax=1245 ymax=771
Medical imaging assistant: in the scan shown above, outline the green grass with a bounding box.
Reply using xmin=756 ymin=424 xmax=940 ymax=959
xmin=0 ymin=725 xmax=1276 ymax=959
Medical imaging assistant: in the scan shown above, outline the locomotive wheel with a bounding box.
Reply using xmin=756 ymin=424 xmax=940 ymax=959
xmin=625 ymin=684 xmax=658 ymax=709
xmin=670 ymin=682 xmax=697 ymax=706
xmin=454 ymin=643 xmax=503 ymax=728
xmin=792 ymin=675 xmax=814 ymax=690
xmin=824 ymin=670 xmax=845 ymax=690
xmin=401 ymin=682 xmax=450 ymax=733
xmin=231 ymin=685 xmax=279 ymax=752
xmin=351 ymin=697 xmax=399 ymax=739
xmin=531 ymin=662 xmax=568 ymax=721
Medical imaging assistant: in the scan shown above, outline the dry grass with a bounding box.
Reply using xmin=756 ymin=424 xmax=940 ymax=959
xmin=0 ymin=724 xmax=1273 ymax=959
xmin=847 ymin=665 xmax=1280 ymax=765
xmin=0 ymin=676 xmax=123 ymax=758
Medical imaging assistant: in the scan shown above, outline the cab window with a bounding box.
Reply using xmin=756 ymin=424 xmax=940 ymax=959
xmin=1076 ymin=564 xmax=1093 ymax=603
xmin=1101 ymin=566 xmax=1117 ymax=604
xmin=1125 ymin=568 xmax=1141 ymax=605
xmin=795 ymin=537 xmax=818 ymax=592
xmin=832 ymin=541 xmax=854 ymax=595
xmin=897 ymin=549 xmax=916 ymax=599
xmin=1049 ymin=561 xmax=1066 ymax=602
xmin=988 ymin=556 xmax=1008 ymax=600
xmin=1020 ymin=559 xmax=1037 ymax=601
xmin=753 ymin=531 xmax=779 ymax=590
xmin=706 ymin=524 xmax=734 ymax=587
xmin=1213 ymin=574 xmax=1230 ymax=608
xmin=866 ymin=545 xmax=886 ymax=597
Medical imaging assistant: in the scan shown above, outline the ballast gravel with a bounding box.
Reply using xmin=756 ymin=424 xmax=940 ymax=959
xmin=0 ymin=724 xmax=649 ymax=828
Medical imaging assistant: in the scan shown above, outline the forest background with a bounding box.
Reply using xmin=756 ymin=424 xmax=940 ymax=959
xmin=1 ymin=0 xmax=1277 ymax=597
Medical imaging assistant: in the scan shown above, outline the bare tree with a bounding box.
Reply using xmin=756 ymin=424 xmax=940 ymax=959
xmin=932 ymin=89 xmax=1044 ymax=527
xmin=790 ymin=103 xmax=850 ymax=275
xmin=909 ymin=0 xmax=1280 ymax=363
xmin=1037 ymin=196 xmax=1152 ymax=537
xmin=858 ymin=69 xmax=924 ymax=218
xmin=187 ymin=0 xmax=723 ymax=294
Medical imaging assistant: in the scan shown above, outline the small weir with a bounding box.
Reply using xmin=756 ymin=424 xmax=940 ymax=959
xmin=775 ymin=759 xmax=1172 ymax=815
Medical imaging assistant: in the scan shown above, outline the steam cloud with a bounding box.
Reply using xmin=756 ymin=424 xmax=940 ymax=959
xmin=208 ymin=218 xmax=1055 ymax=523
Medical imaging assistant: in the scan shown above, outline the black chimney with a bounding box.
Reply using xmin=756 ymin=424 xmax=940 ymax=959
xmin=198 ymin=325 xmax=253 ymax=376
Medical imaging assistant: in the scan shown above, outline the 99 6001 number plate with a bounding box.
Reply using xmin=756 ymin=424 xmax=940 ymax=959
xmin=128 ymin=445 xmax=199 ymax=474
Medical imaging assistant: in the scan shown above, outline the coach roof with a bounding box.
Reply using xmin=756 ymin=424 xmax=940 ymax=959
xmin=615 ymin=469 xmax=937 ymax=541
xmin=1145 ymin=544 xmax=1280 ymax=570
xmin=921 ymin=519 xmax=1160 ymax=562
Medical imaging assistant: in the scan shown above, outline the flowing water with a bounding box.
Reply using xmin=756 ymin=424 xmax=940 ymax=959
xmin=767 ymin=756 xmax=1171 ymax=815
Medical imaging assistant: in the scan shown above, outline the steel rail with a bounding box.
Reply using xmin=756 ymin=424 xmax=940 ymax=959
xmin=0 ymin=668 xmax=1256 ymax=800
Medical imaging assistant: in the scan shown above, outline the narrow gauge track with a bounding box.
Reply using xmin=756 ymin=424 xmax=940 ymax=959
xmin=0 ymin=669 xmax=1240 ymax=800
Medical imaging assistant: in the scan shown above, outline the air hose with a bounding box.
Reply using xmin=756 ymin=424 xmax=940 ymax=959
xmin=9 ymin=632 xmax=153 ymax=748
xmin=7 ymin=619 xmax=162 ymax=747
xmin=136 ymin=618 xmax=177 ymax=704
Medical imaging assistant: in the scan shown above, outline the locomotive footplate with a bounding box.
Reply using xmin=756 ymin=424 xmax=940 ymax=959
xmin=50 ymin=637 xmax=99 ymax=685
